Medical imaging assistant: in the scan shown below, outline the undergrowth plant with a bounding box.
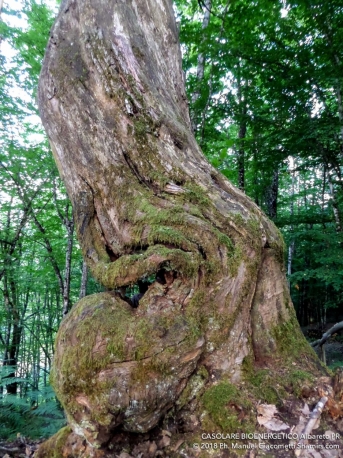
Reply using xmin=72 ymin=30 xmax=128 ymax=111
xmin=0 ymin=366 xmax=66 ymax=440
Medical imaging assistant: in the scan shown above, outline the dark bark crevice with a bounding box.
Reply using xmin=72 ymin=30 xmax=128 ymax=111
xmin=122 ymin=151 xmax=159 ymax=194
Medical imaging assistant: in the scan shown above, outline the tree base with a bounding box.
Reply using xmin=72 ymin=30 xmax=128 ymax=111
xmin=35 ymin=361 xmax=343 ymax=458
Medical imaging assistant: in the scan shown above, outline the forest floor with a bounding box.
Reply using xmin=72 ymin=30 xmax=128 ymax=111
xmin=0 ymin=436 xmax=41 ymax=458
xmin=320 ymin=342 xmax=343 ymax=369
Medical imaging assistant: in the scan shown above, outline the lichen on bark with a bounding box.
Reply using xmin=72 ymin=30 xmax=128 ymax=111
xmin=37 ymin=0 xmax=326 ymax=456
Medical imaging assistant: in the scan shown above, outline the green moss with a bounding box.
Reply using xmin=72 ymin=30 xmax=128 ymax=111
xmin=269 ymin=225 xmax=286 ymax=264
xmin=227 ymin=241 xmax=244 ymax=277
xmin=247 ymin=216 xmax=260 ymax=237
xmin=149 ymin=170 xmax=170 ymax=188
xmin=197 ymin=365 xmax=209 ymax=380
xmin=242 ymin=353 xmax=316 ymax=403
xmin=92 ymin=244 xmax=200 ymax=288
xmin=201 ymin=382 xmax=254 ymax=432
xmin=202 ymin=382 xmax=238 ymax=430
xmin=231 ymin=213 xmax=245 ymax=227
xmin=129 ymin=193 xmax=240 ymax=280
xmin=51 ymin=294 xmax=166 ymax=419
xmin=250 ymin=369 xmax=284 ymax=404
xmin=184 ymin=290 xmax=207 ymax=340
xmin=241 ymin=354 xmax=254 ymax=376
xmin=134 ymin=119 xmax=149 ymax=136
xmin=272 ymin=315 xmax=317 ymax=362
xmin=147 ymin=226 xmax=193 ymax=251
xmin=53 ymin=295 xmax=134 ymax=390
xmin=177 ymin=365 xmax=209 ymax=410
xmin=52 ymin=291 xmax=206 ymax=425
xmin=133 ymin=199 xmax=185 ymax=227
xmin=130 ymin=356 xmax=171 ymax=384
xmin=289 ymin=369 xmax=314 ymax=396
xmin=215 ymin=230 xmax=234 ymax=252
xmin=35 ymin=426 xmax=72 ymax=458
xmin=183 ymin=182 xmax=211 ymax=207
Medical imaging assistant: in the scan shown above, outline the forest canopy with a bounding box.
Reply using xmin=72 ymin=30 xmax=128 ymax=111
xmin=0 ymin=0 xmax=343 ymax=442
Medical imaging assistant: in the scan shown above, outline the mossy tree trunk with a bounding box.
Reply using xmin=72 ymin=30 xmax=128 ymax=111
xmin=37 ymin=0 xmax=323 ymax=456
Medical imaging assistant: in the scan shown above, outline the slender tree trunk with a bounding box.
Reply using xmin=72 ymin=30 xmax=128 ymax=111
xmin=79 ymin=261 xmax=88 ymax=299
xmin=3 ymin=276 xmax=22 ymax=395
xmin=191 ymin=0 xmax=230 ymax=143
xmin=326 ymin=26 xmax=343 ymax=142
xmin=287 ymin=241 xmax=294 ymax=278
xmin=322 ymin=164 xmax=327 ymax=214
xmin=37 ymin=1 xmax=324 ymax=455
xmin=237 ymin=111 xmax=247 ymax=191
xmin=287 ymin=157 xmax=296 ymax=286
xmin=191 ymin=0 xmax=212 ymax=133
xmin=190 ymin=0 xmax=214 ymax=139
xmin=53 ymin=183 xmax=75 ymax=315
xmin=324 ymin=21 xmax=343 ymax=143
xmin=335 ymin=80 xmax=343 ymax=142
xmin=195 ymin=0 xmax=211 ymax=83
xmin=237 ymin=72 xmax=247 ymax=191
xmin=266 ymin=167 xmax=279 ymax=219
xmin=328 ymin=173 xmax=342 ymax=232
xmin=251 ymin=143 xmax=260 ymax=205
xmin=0 ymin=189 xmax=36 ymax=283
xmin=62 ymin=215 xmax=74 ymax=316
xmin=31 ymin=212 xmax=65 ymax=296
xmin=31 ymin=206 xmax=75 ymax=315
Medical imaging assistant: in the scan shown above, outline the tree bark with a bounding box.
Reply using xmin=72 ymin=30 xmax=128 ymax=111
xmin=2 ymin=273 xmax=22 ymax=394
xmin=53 ymin=183 xmax=75 ymax=315
xmin=328 ymin=173 xmax=342 ymax=232
xmin=265 ymin=167 xmax=278 ymax=219
xmin=37 ymin=0 xmax=324 ymax=456
xmin=237 ymin=72 xmax=247 ymax=191
xmin=79 ymin=260 xmax=88 ymax=299
xmin=237 ymin=112 xmax=247 ymax=191
xmin=287 ymin=161 xmax=295 ymax=279
xmin=62 ymin=211 xmax=74 ymax=316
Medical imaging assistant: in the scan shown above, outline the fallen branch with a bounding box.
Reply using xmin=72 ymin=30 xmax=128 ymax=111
xmin=311 ymin=321 xmax=343 ymax=348
xmin=294 ymin=396 xmax=328 ymax=457
xmin=0 ymin=445 xmax=20 ymax=453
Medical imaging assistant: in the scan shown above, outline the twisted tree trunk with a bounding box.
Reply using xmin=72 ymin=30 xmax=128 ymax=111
xmin=37 ymin=0 xmax=323 ymax=456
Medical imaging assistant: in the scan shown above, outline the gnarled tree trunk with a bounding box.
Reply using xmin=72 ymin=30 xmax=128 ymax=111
xmin=37 ymin=0 xmax=323 ymax=456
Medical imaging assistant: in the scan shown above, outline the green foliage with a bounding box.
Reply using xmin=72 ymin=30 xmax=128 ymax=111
xmin=177 ymin=0 xmax=343 ymax=327
xmin=0 ymin=367 xmax=65 ymax=439
xmin=329 ymin=361 xmax=343 ymax=371
xmin=8 ymin=1 xmax=55 ymax=96
xmin=0 ymin=0 xmax=102 ymax=441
